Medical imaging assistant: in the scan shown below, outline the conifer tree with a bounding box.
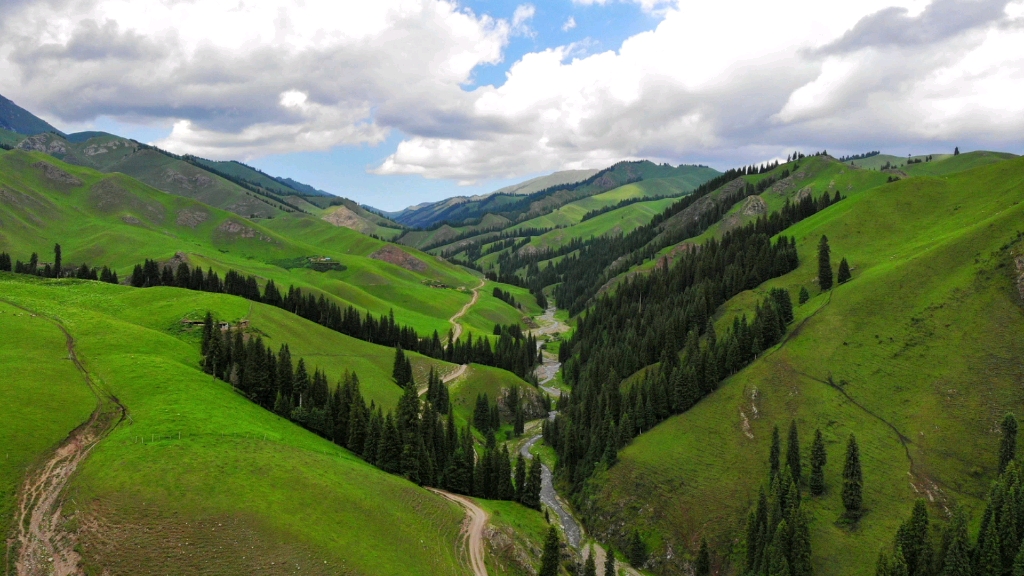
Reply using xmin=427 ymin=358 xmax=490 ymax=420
xmin=786 ymin=420 xmax=801 ymax=483
xmin=522 ymin=456 xmax=542 ymax=509
xmin=52 ymin=243 xmax=61 ymax=277
xmin=605 ymin=549 xmax=616 ymax=576
xmin=539 ymin=527 xmax=561 ymax=576
xmin=810 ymin=429 xmax=827 ymax=496
xmin=1001 ymin=413 xmax=1018 ymax=473
xmin=514 ymin=454 xmax=527 ymax=502
xmin=765 ymin=521 xmax=790 ymax=576
xmin=799 ymin=286 xmax=809 ymax=305
xmin=818 ymin=235 xmax=833 ymax=291
xmin=941 ymin=507 xmax=972 ymax=576
xmin=583 ymin=550 xmax=597 ymax=576
xmin=891 ymin=548 xmax=909 ymax=576
xmin=837 ymin=257 xmax=852 ymax=284
xmin=789 ymin=508 xmax=813 ymax=576
xmin=770 ymin=425 xmax=781 ymax=478
xmin=627 ymin=530 xmax=647 ymax=568
xmin=695 ymin=536 xmax=710 ymax=576
xmin=842 ymin=434 xmax=863 ymax=516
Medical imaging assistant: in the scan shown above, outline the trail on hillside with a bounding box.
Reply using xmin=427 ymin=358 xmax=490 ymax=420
xmin=442 ymin=364 xmax=468 ymax=384
xmin=427 ymin=489 xmax=489 ymax=576
xmin=764 ymin=293 xmax=950 ymax=508
xmin=3 ymin=300 xmax=127 ymax=576
xmin=448 ymin=278 xmax=485 ymax=342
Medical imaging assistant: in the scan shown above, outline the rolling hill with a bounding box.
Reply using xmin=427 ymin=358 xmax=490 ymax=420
xmin=553 ymin=152 xmax=1024 ymax=575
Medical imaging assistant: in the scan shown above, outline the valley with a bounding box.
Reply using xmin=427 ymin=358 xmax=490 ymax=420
xmin=1 ymin=88 xmax=1023 ymax=576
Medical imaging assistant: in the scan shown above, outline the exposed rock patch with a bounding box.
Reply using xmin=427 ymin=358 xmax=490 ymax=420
xmin=19 ymin=135 xmax=69 ymax=156
xmin=164 ymin=169 xmax=213 ymax=190
xmin=176 ymin=209 xmax=209 ymax=229
xmin=322 ymin=206 xmax=371 ymax=233
xmin=121 ymin=215 xmax=141 ymax=225
xmin=369 ymin=244 xmax=428 ymax=272
xmin=216 ymin=220 xmax=273 ymax=242
xmin=82 ymin=139 xmax=133 ymax=156
xmin=90 ymin=178 xmax=165 ymax=223
xmin=32 ymin=162 xmax=82 ymax=187
xmin=741 ymin=195 xmax=767 ymax=216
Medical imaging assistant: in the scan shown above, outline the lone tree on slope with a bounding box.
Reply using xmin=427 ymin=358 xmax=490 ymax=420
xmin=798 ymin=286 xmax=810 ymax=305
xmin=786 ymin=420 xmax=802 ymax=484
xmin=842 ymin=434 xmax=863 ymax=516
xmin=53 ymin=243 xmax=62 ymax=278
xmin=810 ymin=429 xmax=827 ymax=496
xmin=837 ymin=257 xmax=852 ymax=284
xmin=539 ymin=526 xmax=561 ymax=576
xmin=769 ymin=424 xmax=781 ymax=478
xmin=818 ymin=236 xmax=833 ymax=291
xmin=1000 ymin=413 xmax=1018 ymax=473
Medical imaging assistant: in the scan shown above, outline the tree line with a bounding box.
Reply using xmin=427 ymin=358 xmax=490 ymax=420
xmin=1 ymin=245 xmax=119 ymax=283
xmin=128 ymin=258 xmax=541 ymax=379
xmin=197 ymin=313 xmax=543 ymax=506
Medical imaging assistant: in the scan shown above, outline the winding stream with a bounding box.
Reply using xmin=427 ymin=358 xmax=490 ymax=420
xmin=525 ymin=307 xmax=583 ymax=548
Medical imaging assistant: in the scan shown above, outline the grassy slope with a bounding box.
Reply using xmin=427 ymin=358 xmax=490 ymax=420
xmin=0 ymin=274 xmax=470 ymax=575
xmin=0 ymin=300 xmax=97 ymax=549
xmin=583 ymin=156 xmax=1024 ymax=575
xmin=0 ymin=149 xmax=480 ymax=336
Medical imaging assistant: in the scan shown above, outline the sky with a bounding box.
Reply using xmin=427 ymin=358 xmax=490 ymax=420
xmin=1 ymin=0 xmax=1023 ymax=211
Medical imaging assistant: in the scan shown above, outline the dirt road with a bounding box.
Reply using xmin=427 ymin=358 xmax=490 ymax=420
xmin=4 ymin=301 xmax=126 ymax=576
xmin=428 ymin=489 xmax=489 ymax=576
xmin=448 ymin=278 xmax=485 ymax=342
xmin=442 ymin=364 xmax=468 ymax=383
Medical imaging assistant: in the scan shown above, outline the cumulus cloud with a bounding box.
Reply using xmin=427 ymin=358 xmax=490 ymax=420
xmin=1 ymin=0 xmax=1022 ymax=181
xmin=562 ymin=17 xmax=577 ymax=32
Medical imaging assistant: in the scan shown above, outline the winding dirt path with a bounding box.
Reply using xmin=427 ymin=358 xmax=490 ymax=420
xmin=428 ymin=489 xmax=489 ymax=576
xmin=2 ymin=300 xmax=126 ymax=576
xmin=449 ymin=278 xmax=485 ymax=342
xmin=442 ymin=364 xmax=468 ymax=384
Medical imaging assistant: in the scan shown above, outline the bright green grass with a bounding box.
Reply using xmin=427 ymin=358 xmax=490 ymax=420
xmin=0 ymin=128 xmax=23 ymax=147
xmin=526 ymin=197 xmax=677 ymax=252
xmin=0 ymin=149 xmax=480 ymax=337
xmin=0 ymin=274 xmax=470 ymax=574
xmin=476 ymin=499 xmax=549 ymax=576
xmin=447 ymin=364 xmax=536 ymax=429
xmin=0 ymin=298 xmax=97 ymax=555
xmin=903 ymin=151 xmax=1016 ymax=177
xmin=511 ymin=177 xmax=690 ymax=232
xmin=585 ymin=156 xmax=1024 ymax=576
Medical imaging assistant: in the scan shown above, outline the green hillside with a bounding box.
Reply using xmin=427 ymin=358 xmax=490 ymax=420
xmin=578 ymin=155 xmax=1024 ymax=575
xmin=0 ymin=149 xmax=523 ymax=339
xmin=0 ymin=274 xmax=472 ymax=574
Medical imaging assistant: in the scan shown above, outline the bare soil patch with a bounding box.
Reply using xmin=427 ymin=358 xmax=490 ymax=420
xmin=369 ymin=245 xmax=428 ymax=272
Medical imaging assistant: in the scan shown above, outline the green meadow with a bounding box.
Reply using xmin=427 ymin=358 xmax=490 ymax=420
xmin=583 ymin=154 xmax=1024 ymax=575
xmin=0 ymin=273 xmax=472 ymax=575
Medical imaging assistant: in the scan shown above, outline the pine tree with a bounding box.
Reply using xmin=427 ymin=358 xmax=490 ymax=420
xmin=891 ymin=548 xmax=909 ymax=576
xmin=1000 ymin=413 xmax=1018 ymax=473
xmin=786 ymin=420 xmax=801 ymax=484
xmin=52 ymin=243 xmax=61 ymax=278
xmin=583 ymin=550 xmax=597 ymax=576
xmin=977 ymin=514 xmax=1001 ymax=576
xmin=798 ymin=286 xmax=809 ymax=305
xmin=941 ymin=507 xmax=972 ymax=576
xmin=842 ymin=434 xmax=863 ymax=516
xmin=627 ymin=530 xmax=647 ymax=568
xmin=514 ymin=454 xmax=526 ymax=502
xmin=522 ymin=456 xmax=542 ymax=509
xmin=765 ymin=521 xmax=790 ymax=576
xmin=810 ymin=429 xmax=827 ymax=496
xmin=837 ymin=257 xmax=851 ymax=284
xmin=539 ymin=526 xmax=561 ymax=576
xmin=789 ymin=508 xmax=813 ymax=576
xmin=605 ymin=548 xmax=616 ymax=576
xmin=770 ymin=425 xmax=781 ymax=478
xmin=695 ymin=536 xmax=710 ymax=576
xmin=954 ymin=147 xmax=960 ymax=155
xmin=818 ymin=235 xmax=833 ymax=291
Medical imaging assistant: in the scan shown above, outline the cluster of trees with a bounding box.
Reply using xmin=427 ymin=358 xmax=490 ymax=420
xmin=817 ymin=236 xmax=852 ymax=291
xmin=472 ymin=386 xmax=529 ymax=437
xmin=127 ymin=258 xmax=540 ymax=378
xmin=492 ymin=287 xmax=520 ymax=309
xmin=838 ymin=151 xmax=880 ymax=162
xmin=875 ymin=414 xmax=1020 ymax=576
xmin=578 ymin=194 xmax=675 ymax=223
xmin=545 ymin=284 xmax=795 ymax=497
xmin=744 ymin=423 xmax=814 ymax=576
xmin=1 ymin=245 xmax=119 ymax=283
xmin=197 ymin=312 xmax=542 ymax=504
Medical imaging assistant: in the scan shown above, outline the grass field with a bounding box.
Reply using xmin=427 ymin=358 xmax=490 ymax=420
xmin=0 ymin=149 xmax=485 ymax=337
xmin=0 ymin=273 xmax=474 ymax=575
xmin=580 ymin=155 xmax=1024 ymax=575
xmin=476 ymin=498 xmax=550 ymax=576
xmin=0 ymin=300 xmax=97 ymax=553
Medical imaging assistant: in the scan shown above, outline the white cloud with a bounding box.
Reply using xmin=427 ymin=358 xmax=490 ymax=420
xmin=1 ymin=0 xmax=1022 ymax=181
xmin=511 ymin=4 xmax=536 ymax=38
xmin=562 ymin=16 xmax=577 ymax=32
